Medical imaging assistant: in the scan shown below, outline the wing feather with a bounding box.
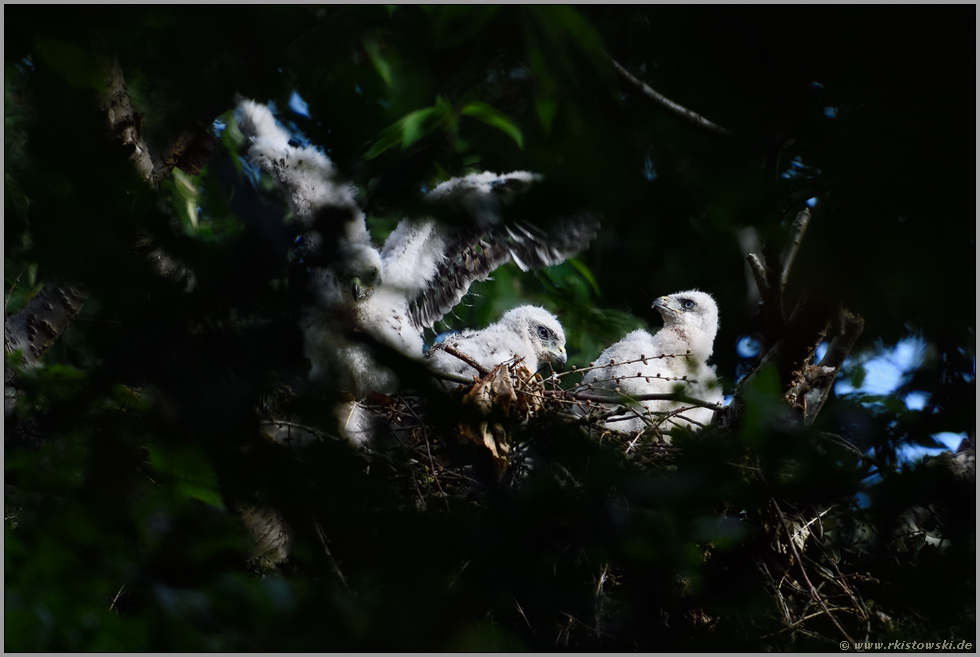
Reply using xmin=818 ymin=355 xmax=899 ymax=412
xmin=400 ymin=171 xmax=599 ymax=329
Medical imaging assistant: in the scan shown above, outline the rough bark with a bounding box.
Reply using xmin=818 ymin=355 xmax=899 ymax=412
xmin=5 ymin=52 xmax=203 ymax=423
xmin=97 ymin=54 xmax=155 ymax=186
xmin=4 ymin=282 xmax=88 ymax=370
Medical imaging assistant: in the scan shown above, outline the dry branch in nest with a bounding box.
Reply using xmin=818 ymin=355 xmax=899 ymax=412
xmin=328 ymin=348 xmax=724 ymax=493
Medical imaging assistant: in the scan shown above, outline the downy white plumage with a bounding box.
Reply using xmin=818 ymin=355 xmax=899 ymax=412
xmin=581 ymin=290 xmax=722 ymax=433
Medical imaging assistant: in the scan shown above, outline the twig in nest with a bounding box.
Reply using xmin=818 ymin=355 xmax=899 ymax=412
xmin=440 ymin=344 xmax=491 ymax=378
xmin=429 ymin=367 xmax=478 ymax=385
xmin=571 ymin=389 xmax=724 ymax=412
xmin=770 ymin=496 xmax=856 ymax=646
xmin=557 ymin=354 xmax=675 ymax=381
xmin=408 ymin=465 xmax=427 ymax=508
xmin=423 ymin=430 xmax=451 ymax=514
xmin=514 ymin=598 xmax=533 ymax=630
xmin=757 ymin=560 xmax=793 ymax=626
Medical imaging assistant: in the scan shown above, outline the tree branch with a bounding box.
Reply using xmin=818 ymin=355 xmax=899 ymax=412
xmin=747 ymin=253 xmax=770 ymax=298
xmin=779 ymin=208 xmax=811 ymax=292
xmin=609 ymin=57 xmax=733 ymax=138
xmin=4 ymin=282 xmax=88 ymax=370
xmin=440 ymin=344 xmax=492 ymax=378
xmin=97 ymin=54 xmax=155 ymax=186
xmin=568 ymin=390 xmax=724 ymax=411
xmin=745 ymin=208 xmax=812 ymax=351
xmin=770 ymin=497 xmax=855 ymax=647
xmin=5 ymin=52 xmax=201 ymax=424
xmin=803 ymin=310 xmax=864 ymax=425
xmin=777 ymin=182 xmax=833 ymax=215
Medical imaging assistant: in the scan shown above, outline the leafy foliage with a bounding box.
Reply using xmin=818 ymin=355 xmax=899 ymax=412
xmin=4 ymin=5 xmax=975 ymax=651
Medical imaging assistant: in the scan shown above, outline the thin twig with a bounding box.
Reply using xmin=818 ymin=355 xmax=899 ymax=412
xmin=314 ymin=520 xmax=350 ymax=590
xmin=791 ymin=505 xmax=834 ymax=546
xmin=568 ymin=369 xmax=692 ymax=392
xmin=817 ymin=432 xmax=896 ymax=473
xmin=439 ymin=344 xmax=492 ymax=377
xmin=757 ymin=560 xmax=793 ymax=625
xmin=760 ymin=606 xmax=867 ymax=640
xmin=771 ymin=497 xmax=856 ymax=647
xmin=408 ymin=466 xmax=427 ymax=508
xmin=423 ymin=431 xmax=451 ymax=514
xmin=4 ymin=266 xmax=28 ymax=314
xmin=610 ymin=57 xmax=733 ymax=137
xmin=747 ymin=253 xmax=770 ymax=297
xmin=779 ymin=208 xmax=811 ymax=291
xmin=558 ymin=354 xmax=676 ymax=380
xmin=570 ymin=390 xmax=724 ymax=411
xmin=109 ymin=583 xmax=125 ymax=613
xmin=429 ymin=367 xmax=478 ymax=385
xmin=260 ymin=419 xmax=328 ymax=439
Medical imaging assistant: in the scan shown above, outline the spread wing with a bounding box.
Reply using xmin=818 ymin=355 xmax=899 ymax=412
xmin=386 ymin=171 xmax=600 ymax=330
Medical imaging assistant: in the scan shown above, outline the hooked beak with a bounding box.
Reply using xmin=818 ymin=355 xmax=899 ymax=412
xmin=351 ymin=278 xmax=362 ymax=300
xmin=652 ymin=296 xmax=677 ymax=315
xmin=548 ymin=346 xmax=567 ymax=370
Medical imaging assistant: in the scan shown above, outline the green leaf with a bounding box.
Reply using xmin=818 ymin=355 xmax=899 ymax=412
xmin=365 ymin=98 xmax=456 ymax=160
xmin=434 ymin=95 xmax=458 ymax=133
xmin=172 ymin=168 xmax=200 ymax=231
xmin=220 ymin=109 xmax=247 ymax=152
xmin=849 ymin=364 xmax=867 ymax=390
xmin=460 ymin=101 xmax=524 ymax=150
xmin=148 ymin=443 xmax=224 ymax=509
xmin=399 ymin=106 xmax=440 ymax=148
xmin=567 ymin=257 xmax=601 ymax=297
xmin=535 ymin=96 xmax=558 ymax=135
xmin=362 ymin=37 xmax=393 ymax=87
xmin=532 ymin=6 xmax=611 ymax=81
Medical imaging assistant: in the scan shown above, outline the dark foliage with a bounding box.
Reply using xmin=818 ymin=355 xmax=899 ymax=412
xmin=5 ymin=6 xmax=974 ymax=651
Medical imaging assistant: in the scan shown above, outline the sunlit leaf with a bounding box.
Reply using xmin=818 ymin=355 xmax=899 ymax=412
xmin=399 ymin=106 xmax=440 ymax=148
xmin=365 ymin=97 xmax=457 ymax=159
xmin=366 ymin=106 xmax=436 ymax=159
xmin=172 ymin=168 xmax=200 ymax=231
xmin=460 ymin=101 xmax=524 ymax=150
